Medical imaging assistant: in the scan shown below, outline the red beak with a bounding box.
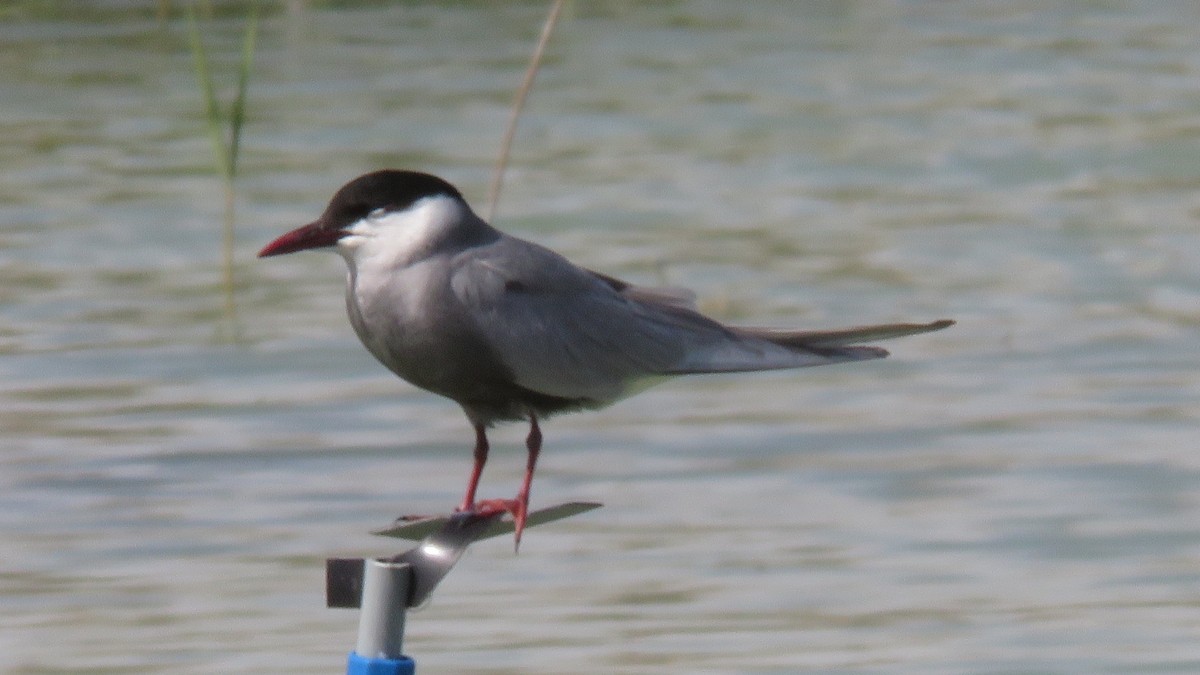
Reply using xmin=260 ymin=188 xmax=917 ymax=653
xmin=257 ymin=221 xmax=346 ymax=257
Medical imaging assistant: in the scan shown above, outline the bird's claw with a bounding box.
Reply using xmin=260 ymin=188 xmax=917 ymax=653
xmin=458 ymin=498 xmax=529 ymax=552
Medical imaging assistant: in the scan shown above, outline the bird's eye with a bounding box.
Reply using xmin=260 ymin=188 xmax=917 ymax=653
xmin=367 ymin=207 xmax=387 ymax=220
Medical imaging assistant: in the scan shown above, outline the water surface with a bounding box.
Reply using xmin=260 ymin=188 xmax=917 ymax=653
xmin=2 ymin=1 xmax=1199 ymax=673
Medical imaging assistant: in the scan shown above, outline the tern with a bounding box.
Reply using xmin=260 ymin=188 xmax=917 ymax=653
xmin=259 ymin=170 xmax=952 ymax=549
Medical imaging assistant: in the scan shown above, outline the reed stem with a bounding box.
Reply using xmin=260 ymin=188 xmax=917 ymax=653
xmin=186 ymin=1 xmax=259 ymax=337
xmin=487 ymin=0 xmax=565 ymax=222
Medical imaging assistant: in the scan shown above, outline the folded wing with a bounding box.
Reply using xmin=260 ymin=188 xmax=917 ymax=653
xmin=451 ymin=235 xmax=952 ymax=403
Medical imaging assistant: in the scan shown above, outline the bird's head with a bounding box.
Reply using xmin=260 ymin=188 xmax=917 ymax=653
xmin=258 ymin=170 xmax=475 ymax=262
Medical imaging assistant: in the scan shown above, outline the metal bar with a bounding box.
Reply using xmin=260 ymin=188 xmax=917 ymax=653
xmin=354 ymin=559 xmax=412 ymax=659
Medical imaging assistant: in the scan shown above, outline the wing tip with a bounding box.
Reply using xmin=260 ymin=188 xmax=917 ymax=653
xmin=845 ymin=345 xmax=889 ymax=360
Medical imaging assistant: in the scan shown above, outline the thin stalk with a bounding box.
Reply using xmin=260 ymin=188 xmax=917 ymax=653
xmin=221 ymin=183 xmax=237 ymax=331
xmin=186 ymin=1 xmax=259 ymax=338
xmin=228 ymin=0 xmax=259 ymax=180
xmin=486 ymin=0 xmax=565 ymax=222
xmin=187 ymin=5 xmax=231 ymax=183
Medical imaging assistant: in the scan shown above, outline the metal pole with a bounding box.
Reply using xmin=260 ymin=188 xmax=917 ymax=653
xmin=346 ymin=559 xmax=416 ymax=675
xmin=330 ymin=502 xmax=601 ymax=673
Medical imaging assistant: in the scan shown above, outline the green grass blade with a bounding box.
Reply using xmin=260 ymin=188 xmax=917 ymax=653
xmin=227 ymin=0 xmax=259 ymax=180
xmin=187 ymin=3 xmax=232 ymax=184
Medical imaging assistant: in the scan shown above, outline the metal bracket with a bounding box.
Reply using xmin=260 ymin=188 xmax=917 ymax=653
xmin=326 ymin=501 xmax=602 ymax=609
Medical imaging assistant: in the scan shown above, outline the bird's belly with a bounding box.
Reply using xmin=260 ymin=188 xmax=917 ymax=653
xmin=344 ymin=264 xmax=511 ymax=404
xmin=348 ymin=297 xmax=449 ymax=390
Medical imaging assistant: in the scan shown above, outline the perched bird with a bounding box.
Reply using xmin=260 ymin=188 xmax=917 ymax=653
xmin=259 ymin=170 xmax=952 ymax=548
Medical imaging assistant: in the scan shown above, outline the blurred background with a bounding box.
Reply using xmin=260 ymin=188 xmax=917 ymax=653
xmin=2 ymin=1 xmax=1199 ymax=673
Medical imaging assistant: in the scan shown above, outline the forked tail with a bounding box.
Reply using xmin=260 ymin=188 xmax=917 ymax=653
xmin=669 ymin=319 xmax=953 ymax=374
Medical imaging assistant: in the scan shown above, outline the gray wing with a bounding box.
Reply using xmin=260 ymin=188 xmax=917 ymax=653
xmin=448 ymin=235 xmax=891 ymax=404
xmin=584 ymin=268 xmax=699 ymax=311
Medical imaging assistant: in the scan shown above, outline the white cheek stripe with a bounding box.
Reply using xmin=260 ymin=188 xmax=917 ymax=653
xmin=337 ymin=195 xmax=464 ymax=265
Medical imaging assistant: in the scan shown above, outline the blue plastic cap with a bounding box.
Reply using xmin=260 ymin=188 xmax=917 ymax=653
xmin=346 ymin=651 xmax=416 ymax=675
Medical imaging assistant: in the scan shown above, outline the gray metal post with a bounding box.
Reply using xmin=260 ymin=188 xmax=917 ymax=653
xmin=354 ymin=560 xmax=413 ymax=659
xmin=330 ymin=501 xmax=602 ymax=672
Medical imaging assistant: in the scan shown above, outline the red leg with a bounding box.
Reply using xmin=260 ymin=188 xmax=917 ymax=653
xmin=512 ymin=414 xmax=542 ymax=551
xmin=458 ymin=423 xmax=489 ymax=512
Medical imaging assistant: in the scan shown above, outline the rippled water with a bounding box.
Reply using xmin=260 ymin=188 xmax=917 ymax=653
xmin=3 ymin=1 xmax=1200 ymax=673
